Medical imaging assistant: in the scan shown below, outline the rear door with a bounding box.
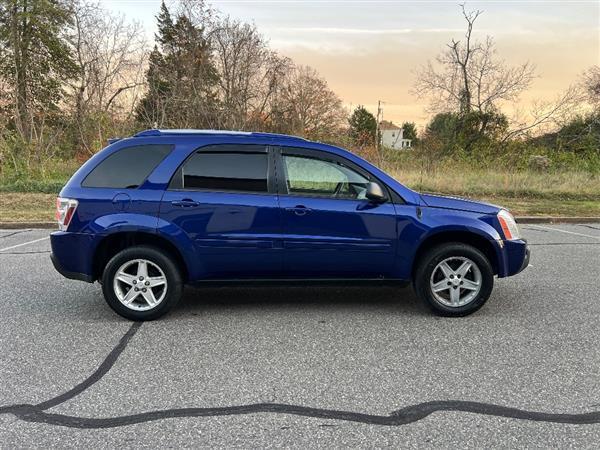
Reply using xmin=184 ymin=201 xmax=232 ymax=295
xmin=275 ymin=147 xmax=398 ymax=278
xmin=160 ymin=144 xmax=282 ymax=279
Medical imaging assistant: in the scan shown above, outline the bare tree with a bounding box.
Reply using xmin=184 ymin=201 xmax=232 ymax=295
xmin=271 ymin=65 xmax=347 ymax=139
xmin=413 ymin=4 xmax=535 ymax=115
xmin=69 ymin=2 xmax=147 ymax=153
xmin=501 ymin=85 xmax=583 ymax=141
xmin=212 ymin=17 xmax=290 ymax=130
xmin=582 ymin=65 xmax=600 ymax=110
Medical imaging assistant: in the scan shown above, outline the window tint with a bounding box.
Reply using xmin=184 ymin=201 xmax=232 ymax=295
xmin=283 ymin=155 xmax=369 ymax=199
xmin=181 ymin=152 xmax=268 ymax=192
xmin=82 ymin=144 xmax=172 ymax=188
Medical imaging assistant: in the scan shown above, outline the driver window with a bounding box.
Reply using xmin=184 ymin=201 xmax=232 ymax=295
xmin=283 ymin=154 xmax=370 ymax=199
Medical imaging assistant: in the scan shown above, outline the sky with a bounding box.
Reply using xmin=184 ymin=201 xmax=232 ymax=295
xmin=104 ymin=0 xmax=600 ymax=127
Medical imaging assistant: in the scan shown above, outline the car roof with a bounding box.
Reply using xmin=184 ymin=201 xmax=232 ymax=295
xmin=133 ymin=129 xmax=309 ymax=142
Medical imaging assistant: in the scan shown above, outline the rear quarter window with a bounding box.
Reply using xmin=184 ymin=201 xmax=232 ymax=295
xmin=82 ymin=144 xmax=173 ymax=188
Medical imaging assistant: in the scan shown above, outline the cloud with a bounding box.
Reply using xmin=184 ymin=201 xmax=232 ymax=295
xmin=270 ymin=27 xmax=467 ymax=35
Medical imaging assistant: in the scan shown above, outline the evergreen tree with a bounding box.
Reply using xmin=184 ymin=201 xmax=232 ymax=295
xmin=136 ymin=1 xmax=218 ymax=128
xmin=401 ymin=122 xmax=418 ymax=142
xmin=0 ymin=0 xmax=77 ymax=140
xmin=348 ymin=105 xmax=376 ymax=146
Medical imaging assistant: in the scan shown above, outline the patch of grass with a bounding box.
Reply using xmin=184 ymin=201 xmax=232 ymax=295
xmin=0 ymin=158 xmax=79 ymax=193
xmin=475 ymin=196 xmax=600 ymax=217
xmin=0 ymin=193 xmax=56 ymax=222
xmin=389 ymin=168 xmax=600 ymax=201
xmin=0 ymin=179 xmax=65 ymax=193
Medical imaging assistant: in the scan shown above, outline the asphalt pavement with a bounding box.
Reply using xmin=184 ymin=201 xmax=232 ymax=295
xmin=1 ymin=224 xmax=600 ymax=448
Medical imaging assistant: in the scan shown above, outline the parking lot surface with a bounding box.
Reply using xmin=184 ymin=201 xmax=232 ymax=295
xmin=1 ymin=224 xmax=600 ymax=448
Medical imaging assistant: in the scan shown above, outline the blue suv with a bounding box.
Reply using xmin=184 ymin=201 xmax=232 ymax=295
xmin=51 ymin=129 xmax=529 ymax=320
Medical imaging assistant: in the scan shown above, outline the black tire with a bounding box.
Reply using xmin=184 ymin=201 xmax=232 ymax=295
xmin=101 ymin=246 xmax=183 ymax=321
xmin=414 ymin=242 xmax=494 ymax=317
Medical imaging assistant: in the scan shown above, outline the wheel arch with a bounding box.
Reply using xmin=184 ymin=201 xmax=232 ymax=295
xmin=93 ymin=231 xmax=189 ymax=282
xmin=411 ymin=229 xmax=501 ymax=279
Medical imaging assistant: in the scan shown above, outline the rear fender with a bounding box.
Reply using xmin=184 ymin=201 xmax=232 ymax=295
xmin=90 ymin=213 xmax=199 ymax=281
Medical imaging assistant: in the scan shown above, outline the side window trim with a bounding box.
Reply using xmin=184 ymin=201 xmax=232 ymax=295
xmin=167 ymin=144 xmax=275 ymax=195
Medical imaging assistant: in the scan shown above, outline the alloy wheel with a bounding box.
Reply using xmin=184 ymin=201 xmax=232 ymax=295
xmin=429 ymin=256 xmax=482 ymax=307
xmin=113 ymin=259 xmax=168 ymax=311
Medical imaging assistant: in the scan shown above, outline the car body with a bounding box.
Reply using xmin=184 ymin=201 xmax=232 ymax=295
xmin=51 ymin=129 xmax=529 ymax=320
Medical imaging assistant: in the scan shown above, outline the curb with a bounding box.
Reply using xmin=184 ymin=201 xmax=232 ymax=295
xmin=1 ymin=217 xmax=599 ymax=230
xmin=0 ymin=222 xmax=56 ymax=229
xmin=515 ymin=217 xmax=600 ymax=224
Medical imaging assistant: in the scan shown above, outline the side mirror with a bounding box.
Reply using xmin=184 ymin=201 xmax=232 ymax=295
xmin=365 ymin=181 xmax=386 ymax=203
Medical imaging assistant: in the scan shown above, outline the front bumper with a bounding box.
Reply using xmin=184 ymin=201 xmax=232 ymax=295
xmin=517 ymin=246 xmax=530 ymax=274
xmin=499 ymin=239 xmax=529 ymax=277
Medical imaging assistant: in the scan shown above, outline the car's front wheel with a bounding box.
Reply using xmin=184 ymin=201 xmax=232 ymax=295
xmin=414 ymin=243 xmax=494 ymax=316
xmin=101 ymin=246 xmax=183 ymax=321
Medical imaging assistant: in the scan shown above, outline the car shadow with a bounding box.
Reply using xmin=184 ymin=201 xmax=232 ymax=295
xmin=168 ymin=284 xmax=427 ymax=318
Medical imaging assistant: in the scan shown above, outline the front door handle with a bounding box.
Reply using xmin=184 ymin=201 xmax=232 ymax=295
xmin=171 ymin=199 xmax=199 ymax=208
xmin=285 ymin=205 xmax=312 ymax=216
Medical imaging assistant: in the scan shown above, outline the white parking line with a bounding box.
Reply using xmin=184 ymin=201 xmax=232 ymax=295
xmin=528 ymin=225 xmax=600 ymax=240
xmin=0 ymin=236 xmax=50 ymax=252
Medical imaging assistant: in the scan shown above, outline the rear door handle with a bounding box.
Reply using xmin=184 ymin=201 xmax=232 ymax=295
xmin=285 ymin=205 xmax=312 ymax=216
xmin=171 ymin=199 xmax=199 ymax=208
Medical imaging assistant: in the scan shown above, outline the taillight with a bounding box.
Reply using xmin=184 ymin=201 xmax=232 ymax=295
xmin=56 ymin=197 xmax=78 ymax=231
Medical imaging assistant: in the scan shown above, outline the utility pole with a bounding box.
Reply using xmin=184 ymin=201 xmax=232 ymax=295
xmin=375 ymin=100 xmax=384 ymax=160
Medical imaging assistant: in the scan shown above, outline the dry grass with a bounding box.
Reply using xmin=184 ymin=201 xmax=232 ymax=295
xmin=388 ymin=168 xmax=600 ymax=201
xmin=0 ymin=193 xmax=56 ymax=222
xmin=475 ymin=197 xmax=600 ymax=217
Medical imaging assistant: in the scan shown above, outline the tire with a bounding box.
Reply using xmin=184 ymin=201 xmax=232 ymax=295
xmin=414 ymin=242 xmax=494 ymax=317
xmin=101 ymin=246 xmax=183 ymax=321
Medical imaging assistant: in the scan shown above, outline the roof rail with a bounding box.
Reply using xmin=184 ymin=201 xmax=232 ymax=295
xmin=134 ymin=129 xmax=307 ymax=141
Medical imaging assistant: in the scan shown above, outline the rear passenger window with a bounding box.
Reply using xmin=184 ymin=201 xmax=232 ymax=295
xmin=177 ymin=151 xmax=268 ymax=193
xmin=82 ymin=144 xmax=173 ymax=188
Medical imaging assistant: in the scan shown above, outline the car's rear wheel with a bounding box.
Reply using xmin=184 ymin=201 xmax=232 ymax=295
xmin=101 ymin=246 xmax=183 ymax=321
xmin=414 ymin=243 xmax=494 ymax=316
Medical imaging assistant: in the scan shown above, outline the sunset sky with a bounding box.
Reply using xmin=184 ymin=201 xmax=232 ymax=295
xmin=105 ymin=0 xmax=600 ymax=128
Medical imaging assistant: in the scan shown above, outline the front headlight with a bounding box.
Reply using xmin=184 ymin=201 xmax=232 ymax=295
xmin=497 ymin=209 xmax=521 ymax=240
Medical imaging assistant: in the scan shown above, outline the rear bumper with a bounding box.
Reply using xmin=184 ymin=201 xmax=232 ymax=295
xmin=50 ymin=231 xmax=96 ymax=283
xmin=50 ymin=252 xmax=93 ymax=282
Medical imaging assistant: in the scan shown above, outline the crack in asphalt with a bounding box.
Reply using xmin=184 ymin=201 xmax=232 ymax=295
xmin=579 ymin=225 xmax=600 ymax=231
xmin=1 ymin=322 xmax=600 ymax=429
xmin=0 ymin=230 xmax=31 ymax=239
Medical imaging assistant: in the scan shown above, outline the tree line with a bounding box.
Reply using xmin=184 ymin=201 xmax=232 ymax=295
xmin=0 ymin=0 xmax=347 ymax=174
xmin=350 ymin=5 xmax=599 ymax=171
xmin=0 ymin=0 xmax=598 ymax=178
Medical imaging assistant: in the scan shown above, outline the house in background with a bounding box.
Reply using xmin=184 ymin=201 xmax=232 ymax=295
xmin=379 ymin=120 xmax=412 ymax=150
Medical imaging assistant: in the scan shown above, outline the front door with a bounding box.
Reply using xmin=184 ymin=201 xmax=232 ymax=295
xmin=160 ymin=144 xmax=282 ymax=279
xmin=276 ymin=147 xmax=398 ymax=278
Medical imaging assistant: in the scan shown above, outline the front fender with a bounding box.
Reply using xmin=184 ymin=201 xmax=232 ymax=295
xmin=421 ymin=212 xmax=503 ymax=242
xmin=398 ymin=209 xmax=505 ymax=279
